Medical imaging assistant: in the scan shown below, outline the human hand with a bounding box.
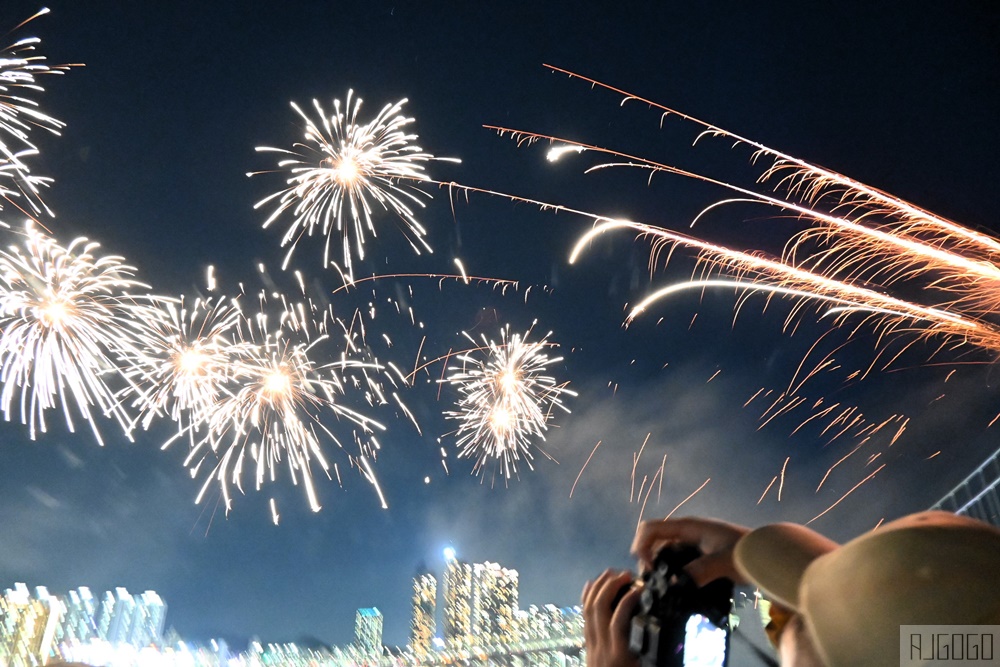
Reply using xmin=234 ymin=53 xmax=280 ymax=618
xmin=581 ymin=568 xmax=642 ymax=667
xmin=631 ymin=516 xmax=751 ymax=586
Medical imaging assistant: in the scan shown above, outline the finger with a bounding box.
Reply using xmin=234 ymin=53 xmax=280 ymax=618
xmin=685 ymin=549 xmax=747 ymax=587
xmin=583 ymin=569 xmax=618 ymax=614
xmin=631 ymin=517 xmax=701 ymax=566
xmin=583 ymin=569 xmax=625 ymax=648
xmin=583 ymin=570 xmax=614 ymax=645
xmin=583 ymin=577 xmax=598 ymax=647
xmin=610 ymin=583 xmax=642 ymax=649
xmin=595 ymin=570 xmax=633 ymax=611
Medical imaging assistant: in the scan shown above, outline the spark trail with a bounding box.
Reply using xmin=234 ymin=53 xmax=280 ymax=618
xmin=0 ymin=9 xmax=73 ymax=221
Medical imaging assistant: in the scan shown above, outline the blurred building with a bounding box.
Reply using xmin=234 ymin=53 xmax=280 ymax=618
xmin=442 ymin=554 xmax=474 ymax=649
xmin=96 ymin=590 xmax=116 ymax=641
xmin=518 ymin=604 xmax=582 ymax=642
xmin=354 ymin=607 xmax=383 ymax=657
xmin=56 ymin=587 xmax=98 ymax=646
xmin=471 ymin=562 xmax=518 ymax=646
xmin=442 ymin=551 xmax=521 ymax=650
xmin=0 ymin=583 xmax=65 ymax=666
xmin=409 ymin=570 xmax=436 ymax=659
xmin=932 ymin=446 xmax=1000 ymax=526
xmin=105 ymin=588 xmax=137 ymax=644
xmin=128 ymin=591 xmax=168 ymax=647
xmin=83 ymin=587 xmax=167 ymax=647
xmin=0 ymin=583 xmax=168 ymax=664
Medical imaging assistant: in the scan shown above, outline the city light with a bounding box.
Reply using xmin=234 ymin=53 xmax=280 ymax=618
xmin=2 ymin=557 xmax=585 ymax=667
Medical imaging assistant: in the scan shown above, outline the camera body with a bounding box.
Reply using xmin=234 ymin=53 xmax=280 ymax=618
xmin=628 ymin=544 xmax=733 ymax=667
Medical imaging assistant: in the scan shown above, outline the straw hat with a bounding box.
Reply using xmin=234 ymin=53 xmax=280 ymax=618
xmin=734 ymin=511 xmax=1000 ymax=666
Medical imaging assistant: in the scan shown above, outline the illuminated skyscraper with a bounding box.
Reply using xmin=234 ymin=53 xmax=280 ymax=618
xmin=409 ymin=570 xmax=437 ymax=659
xmin=2 ymin=585 xmax=168 ymax=660
xmin=472 ymin=562 xmax=519 ymax=645
xmin=79 ymin=587 xmax=168 ymax=648
xmin=105 ymin=587 xmax=137 ymax=645
xmin=520 ymin=604 xmax=583 ymax=642
xmin=355 ymin=607 xmax=383 ymax=657
xmin=95 ymin=590 xmax=115 ymax=641
xmin=442 ymin=551 xmax=521 ymax=649
xmin=442 ymin=553 xmax=473 ymax=649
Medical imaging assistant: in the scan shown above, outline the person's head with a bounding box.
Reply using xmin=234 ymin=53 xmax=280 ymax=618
xmin=734 ymin=511 xmax=1000 ymax=666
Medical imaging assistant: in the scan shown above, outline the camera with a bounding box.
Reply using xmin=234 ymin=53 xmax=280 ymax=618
xmin=627 ymin=544 xmax=733 ymax=667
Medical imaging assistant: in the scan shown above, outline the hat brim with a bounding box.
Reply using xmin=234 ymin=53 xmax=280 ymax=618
xmin=733 ymin=522 xmax=838 ymax=609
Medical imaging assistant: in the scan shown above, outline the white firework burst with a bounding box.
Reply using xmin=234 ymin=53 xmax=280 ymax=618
xmin=0 ymin=223 xmax=155 ymax=444
xmin=185 ymin=309 xmax=388 ymax=514
xmin=444 ymin=323 xmax=576 ymax=478
xmin=252 ymin=90 xmax=459 ymax=279
xmin=119 ymin=295 xmax=251 ymax=442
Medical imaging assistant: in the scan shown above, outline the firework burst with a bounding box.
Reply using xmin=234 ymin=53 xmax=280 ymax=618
xmin=119 ymin=295 xmax=251 ymax=443
xmin=443 ymin=323 xmax=575 ymax=478
xmin=183 ymin=305 xmax=390 ymax=515
xmin=436 ymin=67 xmax=1000 ymax=511
xmin=0 ymin=9 xmax=71 ymax=221
xmin=252 ymin=91 xmax=459 ymax=280
xmin=0 ymin=223 xmax=156 ymax=444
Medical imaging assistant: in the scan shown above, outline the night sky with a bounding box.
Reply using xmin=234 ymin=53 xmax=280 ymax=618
xmin=1 ymin=0 xmax=998 ymax=651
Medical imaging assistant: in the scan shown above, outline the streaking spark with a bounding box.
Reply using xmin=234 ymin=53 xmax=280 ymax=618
xmin=513 ymin=66 xmax=1000 ymax=359
xmin=462 ymin=66 xmax=1000 ymax=511
xmin=0 ymin=9 xmax=71 ymax=221
xmin=470 ymin=67 xmax=1000 ymax=377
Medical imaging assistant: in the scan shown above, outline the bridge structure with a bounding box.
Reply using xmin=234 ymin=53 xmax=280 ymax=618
xmin=931 ymin=445 xmax=1000 ymax=526
xmin=401 ymin=635 xmax=583 ymax=667
xmin=245 ymin=632 xmax=585 ymax=667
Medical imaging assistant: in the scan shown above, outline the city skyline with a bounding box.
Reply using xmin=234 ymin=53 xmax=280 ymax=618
xmin=11 ymin=443 xmax=993 ymax=667
xmin=0 ymin=0 xmax=997 ymax=654
xmin=1 ymin=583 xmax=167 ymax=664
xmin=1 ymin=549 xmax=523 ymax=653
xmin=2 ymin=550 xmax=584 ymax=665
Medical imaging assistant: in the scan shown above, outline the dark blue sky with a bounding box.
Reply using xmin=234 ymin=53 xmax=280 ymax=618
xmin=0 ymin=0 xmax=998 ymax=650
